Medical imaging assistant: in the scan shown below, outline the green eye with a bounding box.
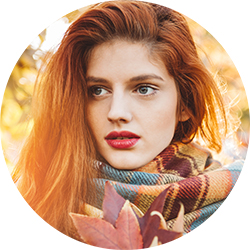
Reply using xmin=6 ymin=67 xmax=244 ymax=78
xmin=137 ymin=86 xmax=155 ymax=95
xmin=91 ymin=86 xmax=108 ymax=96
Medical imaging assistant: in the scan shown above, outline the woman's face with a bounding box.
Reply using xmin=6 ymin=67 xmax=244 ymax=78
xmin=86 ymin=40 xmax=185 ymax=170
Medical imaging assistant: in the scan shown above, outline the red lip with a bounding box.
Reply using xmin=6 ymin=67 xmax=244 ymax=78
xmin=105 ymin=131 xmax=140 ymax=149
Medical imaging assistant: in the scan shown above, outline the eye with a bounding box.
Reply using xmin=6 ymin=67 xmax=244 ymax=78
xmin=89 ymin=86 xmax=109 ymax=96
xmin=137 ymin=86 xmax=156 ymax=95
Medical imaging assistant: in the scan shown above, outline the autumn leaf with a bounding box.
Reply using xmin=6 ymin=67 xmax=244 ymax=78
xmin=114 ymin=200 xmax=143 ymax=249
xmin=70 ymin=200 xmax=143 ymax=249
xmin=70 ymin=182 xmax=184 ymax=249
xmin=148 ymin=203 xmax=184 ymax=245
xmin=149 ymin=203 xmax=184 ymax=247
xmin=70 ymin=213 xmax=119 ymax=249
xmin=149 ymin=236 xmax=160 ymax=247
xmin=172 ymin=202 xmax=185 ymax=233
xmin=137 ymin=188 xmax=169 ymax=248
xmin=154 ymin=229 xmax=182 ymax=245
xmin=102 ymin=181 xmax=126 ymax=226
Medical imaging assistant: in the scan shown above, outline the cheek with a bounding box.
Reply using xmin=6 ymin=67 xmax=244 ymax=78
xmin=87 ymin=103 xmax=108 ymax=140
xmin=144 ymin=100 xmax=177 ymax=127
xmin=87 ymin=105 xmax=100 ymax=134
xmin=150 ymin=103 xmax=178 ymax=141
xmin=157 ymin=111 xmax=176 ymax=134
xmin=137 ymin=109 xmax=176 ymax=149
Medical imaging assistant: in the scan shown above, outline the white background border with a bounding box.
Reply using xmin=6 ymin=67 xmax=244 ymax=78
xmin=0 ymin=1 xmax=249 ymax=249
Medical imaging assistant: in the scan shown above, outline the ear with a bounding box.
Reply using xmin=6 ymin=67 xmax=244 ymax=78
xmin=179 ymin=107 xmax=190 ymax=122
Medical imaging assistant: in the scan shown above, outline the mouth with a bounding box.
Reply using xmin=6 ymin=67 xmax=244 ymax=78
xmin=105 ymin=131 xmax=140 ymax=149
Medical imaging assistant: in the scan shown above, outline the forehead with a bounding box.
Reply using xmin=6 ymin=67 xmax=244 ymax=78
xmin=86 ymin=40 xmax=169 ymax=81
xmin=88 ymin=40 xmax=150 ymax=65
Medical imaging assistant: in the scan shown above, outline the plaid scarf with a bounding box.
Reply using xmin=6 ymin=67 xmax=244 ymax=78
xmin=91 ymin=142 xmax=242 ymax=232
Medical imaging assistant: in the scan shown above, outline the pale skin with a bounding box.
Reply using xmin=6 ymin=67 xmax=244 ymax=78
xmin=86 ymin=40 xmax=189 ymax=170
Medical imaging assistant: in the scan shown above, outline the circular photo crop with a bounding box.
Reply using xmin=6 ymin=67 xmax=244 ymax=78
xmin=1 ymin=1 xmax=249 ymax=249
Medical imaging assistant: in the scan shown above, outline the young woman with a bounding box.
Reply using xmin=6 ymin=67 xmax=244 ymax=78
xmin=12 ymin=0 xmax=243 ymax=243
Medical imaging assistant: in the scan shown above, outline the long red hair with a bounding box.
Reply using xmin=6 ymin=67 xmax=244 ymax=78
xmin=12 ymin=1 xmax=230 ymax=238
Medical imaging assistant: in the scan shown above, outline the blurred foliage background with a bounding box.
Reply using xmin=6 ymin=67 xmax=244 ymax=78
xmin=1 ymin=6 xmax=249 ymax=172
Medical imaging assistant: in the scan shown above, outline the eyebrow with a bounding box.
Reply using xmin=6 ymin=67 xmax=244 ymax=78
xmin=86 ymin=76 xmax=109 ymax=84
xmin=86 ymin=74 xmax=164 ymax=84
xmin=129 ymin=74 xmax=164 ymax=82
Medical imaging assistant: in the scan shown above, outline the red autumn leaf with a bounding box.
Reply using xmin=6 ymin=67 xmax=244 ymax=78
xmin=71 ymin=182 xmax=184 ymax=248
xmin=155 ymin=229 xmax=182 ymax=245
xmin=70 ymin=213 xmax=119 ymax=249
xmin=137 ymin=187 xmax=169 ymax=248
xmin=137 ymin=187 xmax=169 ymax=228
xmin=148 ymin=203 xmax=184 ymax=245
xmin=115 ymin=200 xmax=143 ymax=249
xmin=137 ymin=187 xmax=183 ymax=248
xmin=70 ymin=200 xmax=143 ymax=249
xmin=172 ymin=202 xmax=185 ymax=233
xmin=103 ymin=181 xmax=126 ymax=226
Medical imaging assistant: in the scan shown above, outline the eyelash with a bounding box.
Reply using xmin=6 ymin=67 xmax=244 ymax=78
xmin=135 ymin=84 xmax=158 ymax=96
xmin=88 ymin=84 xmax=158 ymax=98
xmin=88 ymin=86 xmax=110 ymax=97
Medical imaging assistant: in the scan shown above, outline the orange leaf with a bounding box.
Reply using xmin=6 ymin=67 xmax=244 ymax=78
xmin=103 ymin=181 xmax=126 ymax=226
xmin=70 ymin=200 xmax=143 ymax=249
xmin=70 ymin=213 xmax=120 ymax=249
xmin=115 ymin=200 xmax=143 ymax=249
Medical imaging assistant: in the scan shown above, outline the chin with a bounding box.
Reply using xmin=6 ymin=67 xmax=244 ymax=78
xmin=108 ymin=159 xmax=146 ymax=170
xmin=100 ymin=149 xmax=151 ymax=170
xmin=109 ymin=162 xmax=133 ymax=170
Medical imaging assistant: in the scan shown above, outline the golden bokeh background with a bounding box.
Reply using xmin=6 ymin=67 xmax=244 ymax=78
xmin=1 ymin=7 xmax=249 ymax=172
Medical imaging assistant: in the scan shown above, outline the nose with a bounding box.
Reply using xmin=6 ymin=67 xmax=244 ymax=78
xmin=107 ymin=92 xmax=132 ymax=124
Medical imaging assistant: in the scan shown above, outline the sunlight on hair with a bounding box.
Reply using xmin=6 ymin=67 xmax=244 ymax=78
xmin=31 ymin=18 xmax=70 ymax=53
